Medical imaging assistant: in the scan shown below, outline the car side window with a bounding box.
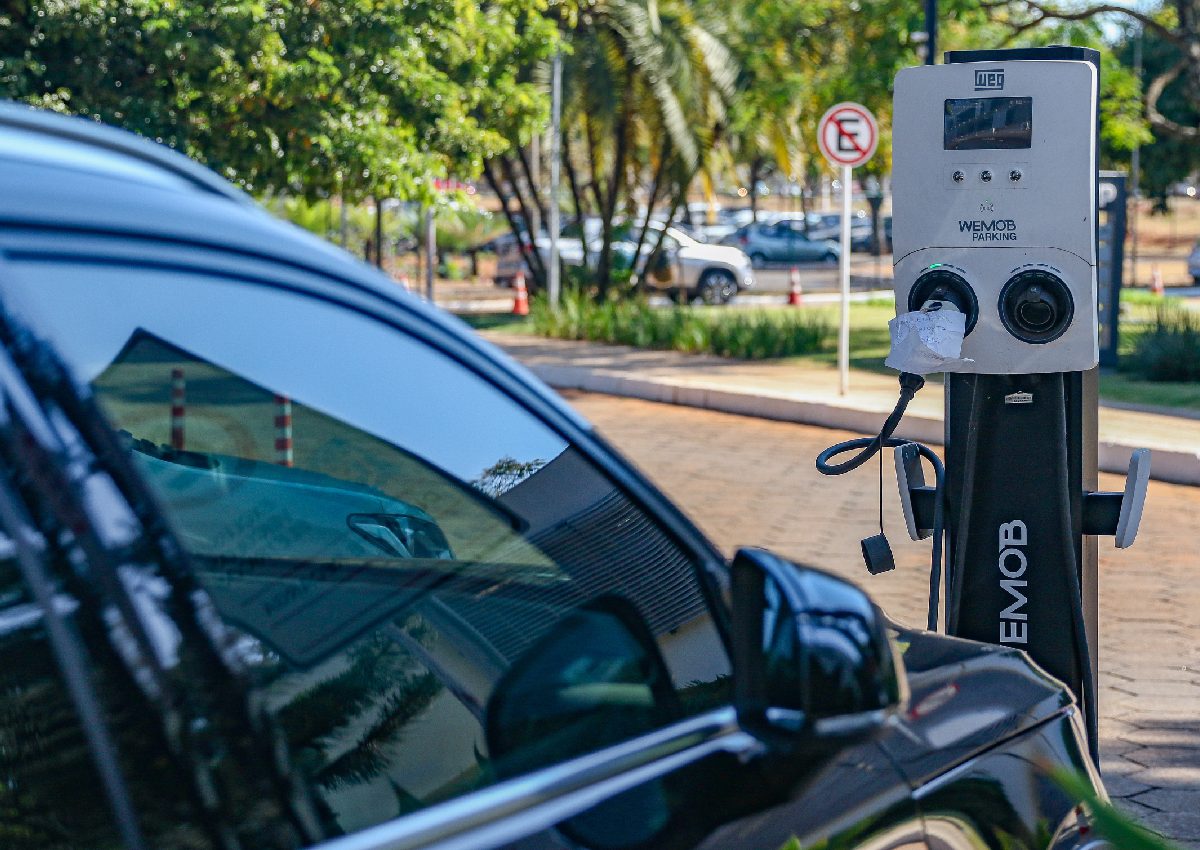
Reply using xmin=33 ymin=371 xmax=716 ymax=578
xmin=9 ymin=260 xmax=732 ymax=838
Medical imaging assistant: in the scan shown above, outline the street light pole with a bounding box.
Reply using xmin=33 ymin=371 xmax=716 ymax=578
xmin=548 ymin=49 xmax=563 ymax=308
xmin=925 ymin=0 xmax=938 ymax=65
xmin=1130 ymin=27 xmax=1143 ymax=286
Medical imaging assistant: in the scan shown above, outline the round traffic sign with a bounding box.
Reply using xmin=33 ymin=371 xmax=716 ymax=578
xmin=817 ymin=102 xmax=877 ymax=169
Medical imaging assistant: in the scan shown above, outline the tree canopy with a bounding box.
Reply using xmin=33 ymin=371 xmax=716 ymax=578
xmin=0 ymin=0 xmax=557 ymax=202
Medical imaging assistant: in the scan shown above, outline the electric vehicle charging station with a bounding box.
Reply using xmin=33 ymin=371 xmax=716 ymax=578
xmin=819 ymin=46 xmax=1150 ymax=762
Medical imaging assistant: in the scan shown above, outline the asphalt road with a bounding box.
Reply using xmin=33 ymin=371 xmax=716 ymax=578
xmin=564 ymin=390 xmax=1200 ymax=847
xmin=748 ymin=253 xmax=893 ymax=293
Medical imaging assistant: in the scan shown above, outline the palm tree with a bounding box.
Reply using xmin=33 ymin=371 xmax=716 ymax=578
xmin=487 ymin=0 xmax=737 ymax=297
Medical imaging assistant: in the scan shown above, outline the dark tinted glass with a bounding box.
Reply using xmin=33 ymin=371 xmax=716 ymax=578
xmin=944 ymin=97 xmax=1033 ymax=150
xmin=10 ymin=262 xmax=731 ymax=838
xmin=0 ymin=550 xmax=227 ymax=849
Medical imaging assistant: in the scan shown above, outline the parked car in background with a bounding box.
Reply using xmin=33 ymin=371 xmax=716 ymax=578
xmin=614 ymin=221 xmax=755 ymax=303
xmin=804 ymin=210 xmax=878 ymax=252
xmin=491 ymin=217 xmax=598 ymax=285
xmin=721 ymin=217 xmax=840 ymax=267
xmin=1189 ymin=238 xmax=1200 ymax=283
xmin=0 ymin=103 xmax=1107 ymax=850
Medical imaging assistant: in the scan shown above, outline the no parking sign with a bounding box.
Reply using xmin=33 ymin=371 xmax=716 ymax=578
xmin=817 ymin=102 xmax=877 ymax=169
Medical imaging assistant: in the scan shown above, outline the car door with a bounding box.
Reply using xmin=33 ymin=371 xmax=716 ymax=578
xmin=0 ymin=244 xmax=928 ymax=850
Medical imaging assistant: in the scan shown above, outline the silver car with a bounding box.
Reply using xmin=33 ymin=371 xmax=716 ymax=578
xmin=621 ymin=222 xmax=756 ymax=304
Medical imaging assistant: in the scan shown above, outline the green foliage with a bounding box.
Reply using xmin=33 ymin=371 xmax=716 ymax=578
xmin=1111 ymin=20 xmax=1200 ymax=200
xmin=1053 ymin=769 xmax=1178 ymax=850
xmin=1127 ymin=303 xmax=1200 ymax=382
xmin=0 ymin=0 xmax=559 ymax=201
xmin=435 ymin=205 xmax=507 ymax=253
xmin=531 ymin=290 xmax=833 ymax=358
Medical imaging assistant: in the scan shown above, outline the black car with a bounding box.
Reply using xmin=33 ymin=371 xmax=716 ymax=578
xmin=0 ymin=104 xmax=1106 ymax=850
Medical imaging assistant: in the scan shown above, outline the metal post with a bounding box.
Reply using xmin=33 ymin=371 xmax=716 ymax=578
xmin=924 ymin=0 xmax=938 ymax=65
xmin=339 ymin=195 xmax=348 ymax=248
xmin=548 ymin=49 xmax=563 ymax=307
xmin=1129 ymin=28 xmax=1142 ymax=286
xmin=424 ymin=206 xmax=436 ymax=302
xmin=839 ymin=165 xmax=851 ymax=395
xmin=170 ymin=368 xmax=185 ymax=450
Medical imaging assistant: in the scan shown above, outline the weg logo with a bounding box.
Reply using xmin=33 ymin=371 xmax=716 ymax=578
xmin=974 ymin=69 xmax=1005 ymax=91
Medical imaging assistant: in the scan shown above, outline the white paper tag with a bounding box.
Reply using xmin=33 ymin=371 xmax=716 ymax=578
xmin=884 ymin=308 xmax=972 ymax=375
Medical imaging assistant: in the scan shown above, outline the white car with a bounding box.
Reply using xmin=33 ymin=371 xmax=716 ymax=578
xmin=618 ymin=222 xmax=755 ymax=304
xmin=495 ymin=220 xmax=755 ymax=303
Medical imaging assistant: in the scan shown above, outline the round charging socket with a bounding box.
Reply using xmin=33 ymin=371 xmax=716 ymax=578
xmin=998 ymin=270 xmax=1074 ymax=344
xmin=907 ymin=269 xmax=979 ymax=335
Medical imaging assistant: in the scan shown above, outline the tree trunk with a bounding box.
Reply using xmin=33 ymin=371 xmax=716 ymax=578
xmin=563 ymin=131 xmax=591 ymax=269
xmin=496 ymin=156 xmax=548 ymax=290
xmin=516 ymin=144 xmax=549 ymax=230
xmin=629 ymin=143 xmax=672 ymax=283
xmin=583 ymin=112 xmax=606 ymax=218
xmin=645 ymin=189 xmax=686 ymax=299
xmin=595 ymin=94 xmax=634 ymax=298
xmin=374 ymin=196 xmax=384 ymax=269
xmin=749 ymin=156 xmax=763 ymax=222
xmin=483 ymin=159 xmax=545 ymax=289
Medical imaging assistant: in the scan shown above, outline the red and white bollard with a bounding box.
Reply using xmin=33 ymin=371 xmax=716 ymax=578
xmin=512 ymin=271 xmax=530 ymax=316
xmin=170 ymin=368 xmax=186 ymax=450
xmin=398 ymin=273 xmax=411 ymax=292
xmin=787 ymin=266 xmax=803 ymax=306
xmin=274 ymin=394 xmax=294 ymax=467
xmin=1151 ymin=264 xmax=1165 ymax=296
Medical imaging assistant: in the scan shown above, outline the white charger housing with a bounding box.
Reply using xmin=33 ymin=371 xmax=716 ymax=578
xmin=891 ymin=59 xmax=1098 ymax=373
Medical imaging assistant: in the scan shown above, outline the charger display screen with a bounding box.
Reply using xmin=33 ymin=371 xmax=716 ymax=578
xmin=944 ymin=97 xmax=1033 ymax=150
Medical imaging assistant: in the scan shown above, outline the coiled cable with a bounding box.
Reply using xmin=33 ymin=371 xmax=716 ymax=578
xmin=815 ymin=373 xmax=948 ymax=631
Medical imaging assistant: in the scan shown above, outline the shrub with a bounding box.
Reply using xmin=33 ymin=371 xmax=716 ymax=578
xmin=1127 ymin=304 xmax=1200 ymax=382
xmin=530 ymin=289 xmax=832 ymax=359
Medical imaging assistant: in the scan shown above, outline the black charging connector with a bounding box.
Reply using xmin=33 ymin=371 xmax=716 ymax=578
xmin=816 ymin=373 xmax=948 ymax=631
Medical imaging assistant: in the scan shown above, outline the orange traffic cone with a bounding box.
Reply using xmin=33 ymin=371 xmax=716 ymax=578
xmin=512 ymin=272 xmax=530 ymax=316
xmin=1151 ymin=264 xmax=1165 ymax=296
xmin=787 ymin=266 xmax=803 ymax=306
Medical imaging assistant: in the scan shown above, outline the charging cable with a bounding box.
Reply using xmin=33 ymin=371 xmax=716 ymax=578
xmin=815 ymin=372 xmax=948 ymax=631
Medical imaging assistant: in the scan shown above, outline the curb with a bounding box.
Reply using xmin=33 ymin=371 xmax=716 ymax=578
xmin=524 ymin=363 xmax=1200 ymax=486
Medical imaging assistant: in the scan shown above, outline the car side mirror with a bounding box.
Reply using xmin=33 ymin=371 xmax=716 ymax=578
xmin=731 ymin=548 xmax=907 ymax=738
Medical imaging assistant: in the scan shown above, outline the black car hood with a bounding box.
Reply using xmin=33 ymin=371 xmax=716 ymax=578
xmin=875 ymin=623 xmax=1075 ymax=787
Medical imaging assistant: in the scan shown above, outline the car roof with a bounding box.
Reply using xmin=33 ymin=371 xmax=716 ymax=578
xmin=0 ymin=101 xmax=591 ymax=428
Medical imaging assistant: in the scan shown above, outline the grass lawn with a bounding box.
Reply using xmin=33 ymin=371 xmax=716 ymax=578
xmin=457 ymin=312 xmax=536 ymax=333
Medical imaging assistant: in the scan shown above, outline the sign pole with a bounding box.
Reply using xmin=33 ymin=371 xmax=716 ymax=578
xmin=548 ymin=49 xmax=562 ymax=308
xmin=839 ymin=165 xmax=851 ymax=395
xmin=817 ymin=101 xmax=876 ymax=398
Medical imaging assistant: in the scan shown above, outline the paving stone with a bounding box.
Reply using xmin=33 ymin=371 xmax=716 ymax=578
xmin=1100 ymin=738 xmax=1147 ymax=757
xmin=1121 ymin=724 xmax=1200 ymax=748
xmin=1139 ymin=812 xmax=1200 ymax=842
xmin=1115 ymin=795 xmax=1162 ymax=819
xmin=1118 ymin=680 xmax=1200 ymax=698
xmin=1123 ymin=747 xmax=1200 ymax=769
xmin=1128 ymin=766 xmax=1200 ymax=789
xmin=1104 ymin=773 xmax=1155 ymax=799
xmin=1133 ymin=789 xmax=1200 ymax=813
